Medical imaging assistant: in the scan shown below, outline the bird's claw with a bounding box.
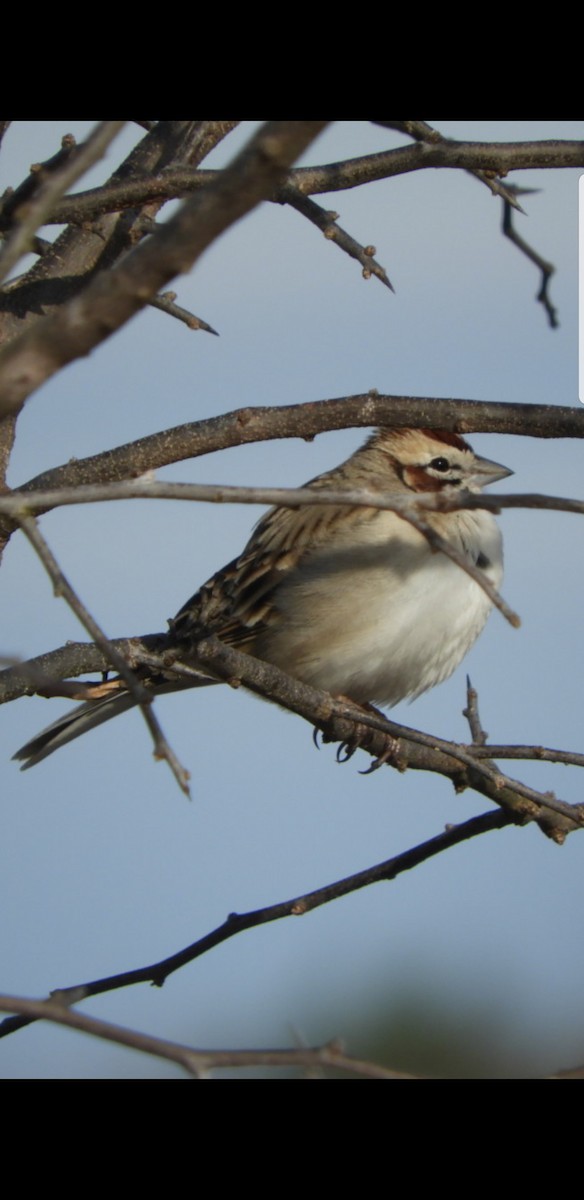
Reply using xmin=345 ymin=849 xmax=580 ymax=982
xmin=337 ymin=741 xmax=357 ymax=763
xmin=359 ymin=739 xmax=399 ymax=774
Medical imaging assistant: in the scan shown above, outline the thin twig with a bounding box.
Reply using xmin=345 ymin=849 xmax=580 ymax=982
xmin=191 ymin=638 xmax=582 ymax=839
xmin=4 ymin=636 xmax=583 ymax=833
xmin=0 ymin=394 xmax=577 ymax=547
xmin=38 ymin=138 xmax=584 ymax=226
xmin=98 ymin=646 xmax=584 ymax=772
xmin=149 ymin=291 xmax=219 ymax=334
xmin=14 ymin=394 xmax=584 ymax=492
xmin=0 ymin=994 xmax=413 ymax=1078
xmin=4 ymin=480 xmax=584 ymax=520
xmin=0 ymin=635 xmax=166 ymax=704
xmin=289 ymin=140 xmax=584 ymax=194
xmin=0 ymin=121 xmax=329 ymax=419
xmin=281 ymin=185 xmax=394 ymax=290
xmin=0 ymin=135 xmax=78 ymax=229
xmin=502 ymin=191 xmax=558 ymax=328
xmin=1 ymin=478 xmax=523 ymax=626
xmin=376 ymin=120 xmax=527 ymax=211
xmin=0 ymin=122 xmax=126 ymax=286
xmin=397 ymin=506 xmax=519 ymax=627
xmin=5 ymin=634 xmax=584 ymax=807
xmin=17 ymin=475 xmax=584 ymax=630
xmin=341 ymin=703 xmax=579 ymax=826
xmin=0 ymin=807 xmax=512 ymax=1041
xmin=463 ymin=676 xmax=489 ymax=745
xmin=376 ymin=123 xmax=562 ymax=322
xmin=14 ymin=513 xmax=190 ymax=795
xmin=467 ymin=745 xmax=584 ymax=767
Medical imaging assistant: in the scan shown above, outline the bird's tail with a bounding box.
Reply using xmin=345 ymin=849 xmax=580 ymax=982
xmin=13 ymin=676 xmax=212 ymax=769
xmin=13 ymin=690 xmax=140 ymax=769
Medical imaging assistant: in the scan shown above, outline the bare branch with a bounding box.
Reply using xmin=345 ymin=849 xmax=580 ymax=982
xmin=374 ymin=121 xmax=527 ymax=211
xmin=468 ymin=745 xmax=584 ymax=768
xmin=502 ymin=191 xmax=558 ymax=328
xmin=0 ymin=634 xmax=166 ymax=704
xmin=463 ymin=676 xmax=489 ymax=748
xmin=1 ymin=477 xmax=521 ymax=623
xmin=289 ymin=140 xmax=584 ymax=195
xmin=0 ymin=994 xmax=413 ymax=1078
xmin=0 ymin=121 xmax=329 ymax=419
xmin=6 ymin=478 xmax=584 ymax=629
xmin=0 ymin=122 xmax=126 ymax=285
xmin=6 ymin=480 xmax=584 ymax=530
xmin=191 ymin=639 xmax=582 ymax=839
xmin=5 ymin=633 xmax=584 ymax=806
xmin=15 ymin=514 xmax=190 ymax=795
xmin=0 ymin=393 xmax=579 ymax=542
xmin=372 ymin=124 xmax=560 ymax=324
xmin=7 ymin=479 xmax=576 ymax=516
xmin=0 ymin=122 xmax=231 ymax=373
xmin=397 ymin=505 xmax=519 ymax=627
xmin=0 ymin=807 xmax=512 ymax=1042
xmin=0 ymin=123 xmax=581 ymax=1076
xmin=0 ymin=132 xmax=80 ymax=228
xmin=4 ymin=624 xmax=583 ymax=845
xmin=148 ymin=290 xmax=219 ymax=334
xmin=37 ymin=137 xmax=584 ymax=228
xmin=281 ymin=185 xmax=394 ymax=290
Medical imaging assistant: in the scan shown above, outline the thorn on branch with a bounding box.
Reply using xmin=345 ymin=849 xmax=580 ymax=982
xmin=463 ymin=676 xmax=488 ymax=746
xmin=149 ymin=291 xmax=219 ymax=335
xmin=474 ymin=170 xmax=527 ymax=212
xmin=281 ymin=185 xmax=394 ymax=292
xmin=0 ymin=134 xmax=79 ymax=231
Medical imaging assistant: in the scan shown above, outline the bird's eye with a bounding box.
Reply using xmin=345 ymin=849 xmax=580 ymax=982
xmin=429 ymin=457 xmax=450 ymax=472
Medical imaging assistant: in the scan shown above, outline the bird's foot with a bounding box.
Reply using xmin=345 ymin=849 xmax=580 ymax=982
xmin=318 ymin=696 xmax=401 ymax=772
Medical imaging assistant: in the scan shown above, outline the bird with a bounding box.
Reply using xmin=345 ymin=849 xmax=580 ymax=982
xmin=14 ymin=427 xmax=512 ymax=768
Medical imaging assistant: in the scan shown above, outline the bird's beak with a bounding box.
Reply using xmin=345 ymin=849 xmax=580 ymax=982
xmin=472 ymin=454 xmax=514 ymax=487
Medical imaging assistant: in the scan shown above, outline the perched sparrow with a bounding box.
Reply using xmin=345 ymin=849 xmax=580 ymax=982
xmin=14 ymin=428 xmax=512 ymax=768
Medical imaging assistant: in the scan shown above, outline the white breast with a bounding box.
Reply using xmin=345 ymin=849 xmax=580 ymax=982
xmin=257 ymin=508 xmax=503 ymax=706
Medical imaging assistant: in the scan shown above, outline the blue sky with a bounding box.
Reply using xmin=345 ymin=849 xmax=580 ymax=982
xmin=1 ymin=121 xmax=582 ymax=1078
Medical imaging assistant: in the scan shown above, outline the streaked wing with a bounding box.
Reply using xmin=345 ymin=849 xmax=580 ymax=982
xmin=169 ymin=470 xmax=379 ymax=650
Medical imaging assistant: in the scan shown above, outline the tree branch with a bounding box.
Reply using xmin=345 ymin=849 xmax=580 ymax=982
xmin=374 ymin=120 xmax=529 ymax=210
xmin=0 ymin=635 xmax=166 ymax=704
xmin=288 ymin=140 xmax=584 ymax=194
xmin=35 ymin=137 xmax=584 ymax=227
xmin=502 ymin=193 xmax=558 ymax=328
xmin=0 ymin=806 xmax=512 ymax=1042
xmin=148 ymin=290 xmax=219 ymax=334
xmin=0 ymin=394 xmax=579 ymax=545
xmin=4 ymin=633 xmax=582 ymax=840
xmin=15 ymin=514 xmax=190 ymax=795
xmin=0 ymin=121 xmax=329 ymax=419
xmin=281 ymin=185 xmax=394 ymax=290
xmin=4 ymin=476 xmax=545 ymax=626
xmin=0 ymin=994 xmax=414 ymax=1077
xmin=192 ymin=639 xmax=584 ymax=840
xmin=0 ymin=123 xmax=126 ymax=285
xmin=3 ymin=479 xmax=584 ymax=635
